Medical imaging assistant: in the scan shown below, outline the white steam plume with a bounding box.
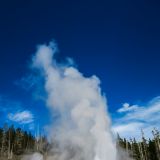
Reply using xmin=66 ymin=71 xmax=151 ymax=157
xmin=31 ymin=41 xmax=117 ymax=160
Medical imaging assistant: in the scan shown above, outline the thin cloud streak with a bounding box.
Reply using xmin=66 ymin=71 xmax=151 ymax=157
xmin=117 ymin=103 xmax=139 ymax=113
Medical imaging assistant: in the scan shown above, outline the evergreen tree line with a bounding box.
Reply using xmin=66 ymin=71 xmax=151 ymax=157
xmin=117 ymin=129 xmax=160 ymax=160
xmin=0 ymin=123 xmax=159 ymax=160
xmin=0 ymin=124 xmax=47 ymax=159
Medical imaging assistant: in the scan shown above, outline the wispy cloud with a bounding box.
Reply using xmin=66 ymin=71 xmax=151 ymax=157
xmin=8 ymin=110 xmax=34 ymax=124
xmin=15 ymin=74 xmax=40 ymax=91
xmin=0 ymin=95 xmax=24 ymax=125
xmin=117 ymin=103 xmax=139 ymax=113
xmin=112 ymin=96 xmax=160 ymax=139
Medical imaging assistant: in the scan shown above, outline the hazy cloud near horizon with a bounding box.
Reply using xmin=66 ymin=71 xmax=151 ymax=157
xmin=112 ymin=96 xmax=160 ymax=139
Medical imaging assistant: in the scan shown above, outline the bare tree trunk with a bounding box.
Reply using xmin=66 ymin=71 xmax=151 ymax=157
xmin=138 ymin=142 xmax=145 ymax=160
xmin=152 ymin=129 xmax=160 ymax=160
xmin=8 ymin=129 xmax=11 ymax=159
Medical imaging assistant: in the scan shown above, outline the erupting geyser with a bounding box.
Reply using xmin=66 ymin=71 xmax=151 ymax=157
xmin=28 ymin=41 xmax=117 ymax=160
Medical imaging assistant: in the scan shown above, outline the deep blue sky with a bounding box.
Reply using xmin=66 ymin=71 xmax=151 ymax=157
xmin=0 ymin=0 xmax=160 ymax=133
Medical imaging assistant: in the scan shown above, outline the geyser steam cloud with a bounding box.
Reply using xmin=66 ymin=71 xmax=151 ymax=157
xmin=31 ymin=41 xmax=117 ymax=160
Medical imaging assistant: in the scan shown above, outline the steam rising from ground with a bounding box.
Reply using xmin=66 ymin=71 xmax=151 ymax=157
xmin=29 ymin=41 xmax=117 ymax=160
xmin=23 ymin=153 xmax=43 ymax=160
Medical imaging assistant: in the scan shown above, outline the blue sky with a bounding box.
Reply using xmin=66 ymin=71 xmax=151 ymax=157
xmin=0 ymin=0 xmax=160 ymax=139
